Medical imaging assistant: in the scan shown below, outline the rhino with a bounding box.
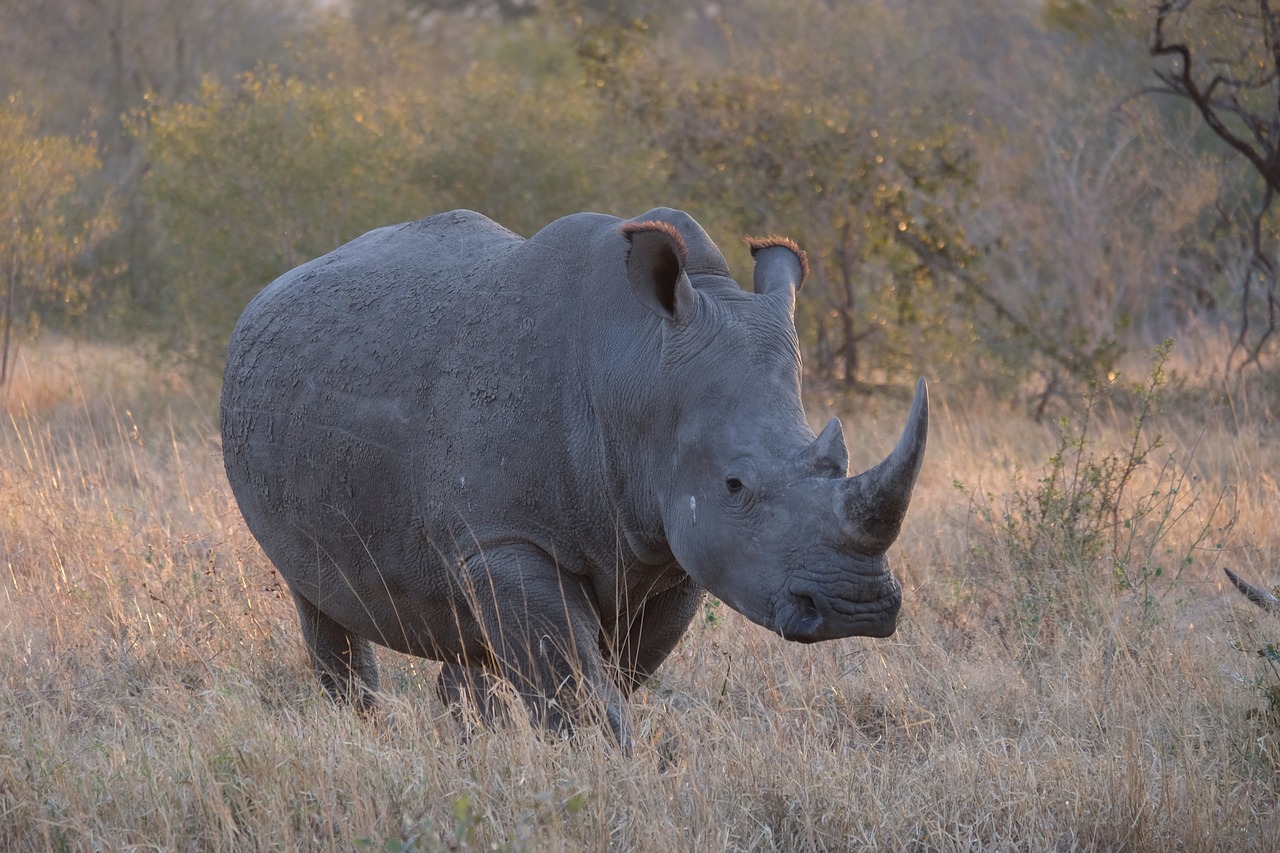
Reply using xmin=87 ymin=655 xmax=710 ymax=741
xmin=220 ymin=207 xmax=928 ymax=748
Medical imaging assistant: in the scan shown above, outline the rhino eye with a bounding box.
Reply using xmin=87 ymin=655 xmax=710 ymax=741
xmin=724 ymin=461 xmax=757 ymax=498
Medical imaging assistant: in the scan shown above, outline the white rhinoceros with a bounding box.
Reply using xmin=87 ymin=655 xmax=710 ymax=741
xmin=220 ymin=207 xmax=928 ymax=747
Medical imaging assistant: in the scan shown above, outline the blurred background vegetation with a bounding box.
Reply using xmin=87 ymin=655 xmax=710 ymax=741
xmin=1 ymin=0 xmax=1276 ymax=407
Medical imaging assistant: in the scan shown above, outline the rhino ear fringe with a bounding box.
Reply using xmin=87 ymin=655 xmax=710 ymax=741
xmin=619 ymin=219 xmax=693 ymax=319
xmin=746 ymin=235 xmax=809 ymax=289
xmin=619 ymin=220 xmax=690 ymax=268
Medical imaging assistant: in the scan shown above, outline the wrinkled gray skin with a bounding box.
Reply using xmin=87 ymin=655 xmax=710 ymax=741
xmin=221 ymin=207 xmax=928 ymax=748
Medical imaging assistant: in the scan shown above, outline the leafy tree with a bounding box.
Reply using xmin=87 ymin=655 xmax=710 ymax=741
xmin=589 ymin=0 xmax=981 ymax=389
xmin=9 ymin=0 xmax=1261 ymax=399
xmin=1 ymin=0 xmax=315 ymax=356
xmin=413 ymin=23 xmax=657 ymax=235
xmin=369 ymin=0 xmax=690 ymax=26
xmin=394 ymin=0 xmax=539 ymax=21
xmin=946 ymin=0 xmax=1231 ymax=406
xmin=135 ymin=67 xmax=431 ymax=366
xmin=0 ymin=100 xmax=116 ymax=382
xmin=134 ymin=19 xmax=655 ymax=370
xmin=0 ymin=0 xmax=308 ymax=144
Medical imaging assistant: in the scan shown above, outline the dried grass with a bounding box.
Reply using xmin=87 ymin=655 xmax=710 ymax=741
xmin=2 ymin=340 xmax=1277 ymax=851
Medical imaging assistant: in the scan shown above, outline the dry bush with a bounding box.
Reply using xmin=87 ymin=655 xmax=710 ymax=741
xmin=2 ymin=341 xmax=1278 ymax=851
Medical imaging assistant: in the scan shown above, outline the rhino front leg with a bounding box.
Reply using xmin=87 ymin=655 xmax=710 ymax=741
xmin=435 ymin=661 xmax=504 ymax=721
xmin=612 ymin=576 xmax=704 ymax=694
xmin=460 ymin=546 xmax=632 ymax=749
xmin=292 ymin=590 xmax=380 ymax=710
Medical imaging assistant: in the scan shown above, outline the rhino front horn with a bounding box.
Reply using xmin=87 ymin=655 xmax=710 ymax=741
xmin=837 ymin=378 xmax=929 ymax=553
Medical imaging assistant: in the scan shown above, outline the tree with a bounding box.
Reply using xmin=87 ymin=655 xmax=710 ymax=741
xmin=0 ymin=0 xmax=308 ymax=143
xmin=588 ymin=0 xmax=983 ymax=389
xmin=0 ymin=0 xmax=316 ymax=353
xmin=134 ymin=16 xmax=653 ymax=369
xmin=1152 ymin=0 xmax=1280 ymax=369
xmin=0 ymin=100 xmax=116 ymax=383
xmin=135 ymin=68 xmax=430 ymax=366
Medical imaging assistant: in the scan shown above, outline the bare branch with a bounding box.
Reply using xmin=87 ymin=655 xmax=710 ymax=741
xmin=1263 ymin=0 xmax=1280 ymax=115
xmin=893 ymin=229 xmax=1095 ymax=378
xmin=1151 ymin=1 xmax=1280 ymax=192
xmin=1226 ymin=185 xmax=1278 ymax=371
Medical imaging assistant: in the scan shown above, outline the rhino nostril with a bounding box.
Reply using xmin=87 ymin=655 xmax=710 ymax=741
xmin=795 ymin=594 xmax=822 ymax=631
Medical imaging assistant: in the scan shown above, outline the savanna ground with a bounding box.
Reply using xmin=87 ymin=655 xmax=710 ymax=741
xmin=2 ymin=339 xmax=1279 ymax=851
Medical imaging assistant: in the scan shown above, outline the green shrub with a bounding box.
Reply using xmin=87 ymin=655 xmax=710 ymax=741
xmin=959 ymin=340 xmax=1234 ymax=655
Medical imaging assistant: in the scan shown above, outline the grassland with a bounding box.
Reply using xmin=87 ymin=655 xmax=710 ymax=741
xmin=1 ymin=340 xmax=1278 ymax=851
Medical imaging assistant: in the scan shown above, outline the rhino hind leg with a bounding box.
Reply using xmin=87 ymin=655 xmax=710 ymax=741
xmin=292 ymin=591 xmax=380 ymax=710
xmin=460 ymin=546 xmax=632 ymax=750
xmin=611 ymin=576 xmax=704 ymax=694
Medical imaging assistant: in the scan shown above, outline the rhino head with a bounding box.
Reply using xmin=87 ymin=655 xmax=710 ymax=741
xmin=621 ymin=218 xmax=927 ymax=642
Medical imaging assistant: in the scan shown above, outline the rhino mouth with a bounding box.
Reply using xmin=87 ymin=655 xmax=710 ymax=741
xmin=776 ymin=577 xmax=902 ymax=643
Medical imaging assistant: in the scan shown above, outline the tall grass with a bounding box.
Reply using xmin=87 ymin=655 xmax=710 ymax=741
xmin=1 ymin=340 xmax=1278 ymax=851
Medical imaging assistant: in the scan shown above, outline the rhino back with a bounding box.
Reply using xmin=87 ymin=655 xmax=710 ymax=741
xmin=220 ymin=209 xmax=637 ymax=654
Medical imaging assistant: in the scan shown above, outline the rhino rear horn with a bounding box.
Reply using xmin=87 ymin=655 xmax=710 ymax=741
xmin=837 ymin=378 xmax=929 ymax=553
xmin=801 ymin=417 xmax=850 ymax=477
xmin=747 ymin=236 xmax=809 ymax=296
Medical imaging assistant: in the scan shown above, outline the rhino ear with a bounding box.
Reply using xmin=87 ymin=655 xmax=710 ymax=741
xmin=620 ymin=220 xmax=696 ymax=321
